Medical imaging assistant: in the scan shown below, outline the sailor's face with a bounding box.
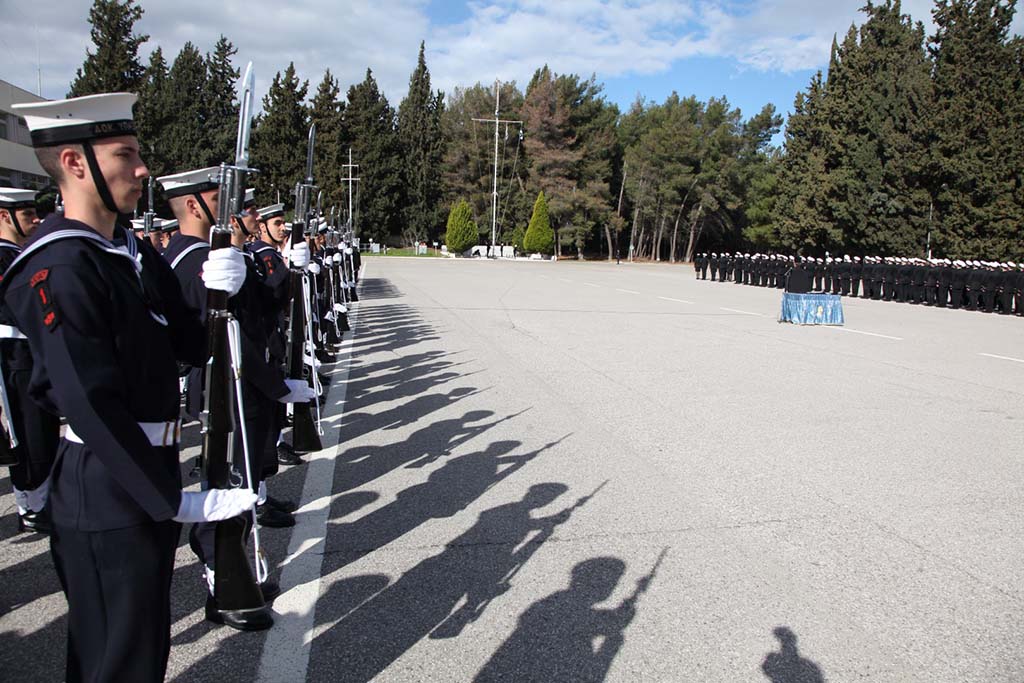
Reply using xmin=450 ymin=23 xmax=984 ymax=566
xmin=266 ymin=216 xmax=287 ymax=242
xmin=14 ymin=207 xmax=41 ymax=235
xmin=241 ymin=205 xmax=260 ymax=233
xmin=93 ymin=136 xmax=148 ymax=213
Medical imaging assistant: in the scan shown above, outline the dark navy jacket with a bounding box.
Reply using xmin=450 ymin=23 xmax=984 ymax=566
xmin=164 ymin=233 xmax=287 ymax=415
xmin=0 ymin=215 xmax=207 ymax=530
xmin=247 ymin=240 xmax=289 ymax=364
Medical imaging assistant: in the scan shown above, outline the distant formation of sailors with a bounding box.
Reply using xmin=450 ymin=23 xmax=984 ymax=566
xmin=693 ymin=253 xmax=1024 ymax=315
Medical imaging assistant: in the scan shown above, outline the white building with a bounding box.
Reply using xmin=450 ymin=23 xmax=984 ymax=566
xmin=0 ymin=79 xmax=50 ymax=190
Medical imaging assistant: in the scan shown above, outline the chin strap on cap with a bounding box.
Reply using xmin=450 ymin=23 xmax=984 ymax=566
xmin=81 ymin=141 xmax=120 ymax=215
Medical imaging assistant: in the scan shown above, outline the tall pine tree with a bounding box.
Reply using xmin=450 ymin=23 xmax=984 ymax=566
xmin=251 ymin=63 xmax=309 ymax=208
xmin=203 ymin=36 xmax=240 ymax=167
xmin=162 ymin=43 xmax=208 ymax=172
xmin=823 ymin=2 xmax=933 ymax=256
xmin=398 ymin=42 xmax=446 ymax=245
xmin=135 ymin=47 xmax=171 ymax=181
xmin=309 ymin=70 xmax=347 ymax=213
xmin=69 ymin=0 xmax=148 ymax=96
xmin=344 ymin=69 xmax=404 ymax=244
xmin=928 ymin=0 xmax=1023 ymax=259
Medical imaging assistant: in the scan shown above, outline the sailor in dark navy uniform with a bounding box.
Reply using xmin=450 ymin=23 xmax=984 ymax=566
xmin=130 ymin=215 xmax=176 ymax=254
xmin=249 ymin=202 xmax=311 ymax=466
xmin=5 ymin=93 xmax=257 ymax=682
xmin=0 ymin=187 xmax=61 ymax=534
xmin=158 ymin=171 xmax=314 ymax=630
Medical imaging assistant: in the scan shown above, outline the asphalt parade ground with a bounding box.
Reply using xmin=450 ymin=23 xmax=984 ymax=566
xmin=2 ymin=257 xmax=1023 ymax=682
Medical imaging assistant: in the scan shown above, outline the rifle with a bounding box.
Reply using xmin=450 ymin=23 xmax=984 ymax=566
xmin=142 ymin=177 xmax=155 ymax=236
xmin=285 ymin=125 xmax=322 ymax=452
xmin=201 ymin=62 xmax=267 ymax=611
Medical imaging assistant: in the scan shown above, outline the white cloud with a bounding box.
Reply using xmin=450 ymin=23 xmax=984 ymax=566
xmin=1 ymin=0 xmax=1021 ymax=107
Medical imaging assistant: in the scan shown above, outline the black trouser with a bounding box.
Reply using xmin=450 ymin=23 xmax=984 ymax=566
xmin=982 ymin=291 xmax=997 ymax=312
xmin=700 ymin=266 xmax=707 ymax=279
xmin=966 ymin=290 xmax=980 ymax=310
xmin=999 ymin=291 xmax=1013 ymax=314
xmin=851 ymin=279 xmax=860 ymax=297
xmin=950 ymin=288 xmax=963 ymax=309
xmin=51 ymin=520 xmax=180 ymax=683
xmin=5 ymin=366 xmax=61 ymax=497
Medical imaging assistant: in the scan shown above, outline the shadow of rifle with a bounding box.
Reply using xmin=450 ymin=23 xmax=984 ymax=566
xmin=430 ymin=478 xmax=609 ymax=639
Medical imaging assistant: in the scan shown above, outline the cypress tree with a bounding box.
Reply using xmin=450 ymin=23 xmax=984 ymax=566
xmin=444 ymin=199 xmax=477 ymax=253
xmin=162 ymin=43 xmax=208 ymax=172
xmin=928 ymin=0 xmax=1023 ymax=259
xmin=136 ymin=47 xmax=172 ymax=180
xmin=251 ymin=63 xmax=309 ymax=208
xmin=344 ymin=69 xmax=404 ymax=245
xmin=203 ymin=36 xmax=240 ymax=166
xmin=309 ymin=70 xmax=346 ymax=212
xmin=773 ymin=73 xmax=840 ymax=252
xmin=823 ymin=2 xmax=933 ymax=256
xmin=398 ymin=42 xmax=447 ymax=246
xmin=523 ymin=191 xmax=555 ymax=254
xmin=69 ymin=0 xmax=148 ymax=96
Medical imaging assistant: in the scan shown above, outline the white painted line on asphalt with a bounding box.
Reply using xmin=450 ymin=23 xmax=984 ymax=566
xmin=616 ymin=288 xmax=640 ymax=294
xmin=720 ymin=307 xmax=764 ymax=316
xmin=256 ymin=276 xmax=362 ymax=683
xmin=979 ymin=352 xmax=1024 ymax=364
xmin=658 ymin=296 xmax=694 ymax=304
xmin=559 ymin=278 xmax=573 ymax=283
xmin=827 ymin=327 xmax=903 ymax=341
xmin=584 ymin=282 xmax=602 ymax=288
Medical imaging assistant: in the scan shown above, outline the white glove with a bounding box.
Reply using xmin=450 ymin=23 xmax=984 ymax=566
xmin=279 ymin=378 xmax=316 ymax=404
xmin=332 ymin=254 xmax=343 ymax=265
xmin=308 ymin=261 xmax=321 ymax=275
xmin=201 ymin=247 xmax=247 ymax=297
xmin=286 ymin=242 xmax=311 ymax=268
xmin=333 ymin=303 xmax=348 ymax=314
xmin=345 ymin=247 xmax=354 ymax=255
xmin=174 ymin=488 xmax=258 ymax=523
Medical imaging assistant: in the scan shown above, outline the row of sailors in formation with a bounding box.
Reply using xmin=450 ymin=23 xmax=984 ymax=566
xmin=0 ymin=91 xmax=364 ymax=681
xmin=693 ymin=252 xmax=1024 ymax=315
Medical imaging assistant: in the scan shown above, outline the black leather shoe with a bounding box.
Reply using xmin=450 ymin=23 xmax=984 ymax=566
xmin=266 ymin=495 xmax=298 ymax=513
xmin=260 ymin=579 xmax=281 ymax=602
xmin=18 ymin=509 xmax=52 ymax=535
xmin=205 ymin=595 xmax=274 ymax=631
xmin=277 ymin=444 xmax=303 ymax=466
xmin=256 ymin=504 xmax=295 ymax=528
xmin=315 ymin=349 xmax=335 ymax=364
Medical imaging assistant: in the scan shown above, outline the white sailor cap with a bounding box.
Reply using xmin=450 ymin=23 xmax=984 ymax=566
xmin=244 ymin=188 xmax=256 ymax=208
xmin=0 ymin=187 xmax=38 ymax=208
xmin=1008 ymin=261 xmax=1017 ymax=268
xmin=12 ymin=93 xmax=138 ymax=147
xmin=259 ymin=203 xmax=285 ymax=220
xmin=130 ymin=216 xmax=178 ymax=231
xmin=157 ymin=167 xmax=220 ymax=199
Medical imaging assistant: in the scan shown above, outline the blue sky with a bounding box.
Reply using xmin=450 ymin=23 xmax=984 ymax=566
xmin=3 ymin=1 xmax=1021 ymax=146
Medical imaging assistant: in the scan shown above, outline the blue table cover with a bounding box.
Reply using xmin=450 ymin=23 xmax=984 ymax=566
xmin=779 ymin=293 xmax=844 ymax=325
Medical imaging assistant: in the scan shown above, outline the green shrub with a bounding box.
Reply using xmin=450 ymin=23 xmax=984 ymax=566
xmin=523 ymin=191 xmax=554 ymax=255
xmin=445 ymin=200 xmax=478 ymax=254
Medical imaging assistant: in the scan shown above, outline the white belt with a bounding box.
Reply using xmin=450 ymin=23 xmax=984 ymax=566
xmin=0 ymin=324 xmax=27 ymax=340
xmin=64 ymin=420 xmax=181 ymax=447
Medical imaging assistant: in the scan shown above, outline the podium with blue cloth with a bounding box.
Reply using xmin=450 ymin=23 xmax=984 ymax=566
xmin=779 ymin=292 xmax=845 ymax=325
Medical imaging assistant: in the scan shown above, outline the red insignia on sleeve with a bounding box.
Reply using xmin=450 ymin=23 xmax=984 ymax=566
xmin=30 ymin=269 xmax=49 ymax=287
xmin=263 ymin=255 xmax=274 ymax=275
xmin=32 ymin=273 xmax=60 ymax=332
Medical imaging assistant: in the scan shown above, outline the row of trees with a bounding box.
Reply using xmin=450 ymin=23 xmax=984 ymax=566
xmin=66 ymin=0 xmax=1022 ymax=259
xmin=768 ymin=0 xmax=1024 ymax=260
